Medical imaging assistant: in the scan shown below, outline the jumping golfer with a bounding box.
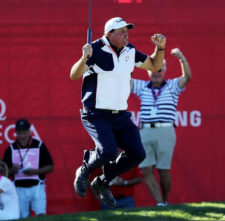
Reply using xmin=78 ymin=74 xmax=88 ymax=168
xmin=70 ymin=17 xmax=166 ymax=207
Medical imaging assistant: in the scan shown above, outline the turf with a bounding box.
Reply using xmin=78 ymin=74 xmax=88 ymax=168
xmin=18 ymin=201 xmax=225 ymax=221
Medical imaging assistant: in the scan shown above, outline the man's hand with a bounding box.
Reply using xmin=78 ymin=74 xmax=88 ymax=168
xmin=172 ymin=48 xmax=192 ymax=88
xmin=12 ymin=164 xmax=21 ymax=174
xmin=151 ymin=34 xmax=166 ymax=49
xmin=109 ymin=176 xmax=124 ymax=186
xmin=23 ymin=168 xmax=37 ymax=176
xmin=171 ymin=48 xmax=185 ymax=60
xmin=70 ymin=43 xmax=92 ymax=80
xmin=82 ymin=43 xmax=93 ymax=60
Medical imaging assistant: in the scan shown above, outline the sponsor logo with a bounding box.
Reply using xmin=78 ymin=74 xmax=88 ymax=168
xmin=0 ymin=98 xmax=41 ymax=144
xmin=131 ymin=110 xmax=202 ymax=127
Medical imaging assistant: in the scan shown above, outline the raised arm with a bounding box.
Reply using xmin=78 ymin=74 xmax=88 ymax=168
xmin=139 ymin=33 xmax=166 ymax=72
xmin=70 ymin=43 xmax=93 ymax=80
xmin=171 ymin=48 xmax=192 ymax=88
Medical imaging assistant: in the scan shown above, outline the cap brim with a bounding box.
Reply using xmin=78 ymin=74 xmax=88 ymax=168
xmin=16 ymin=127 xmax=30 ymax=131
xmin=105 ymin=22 xmax=135 ymax=34
xmin=127 ymin=23 xmax=134 ymax=30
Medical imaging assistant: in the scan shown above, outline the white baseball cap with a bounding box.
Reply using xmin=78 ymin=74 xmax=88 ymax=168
xmin=104 ymin=17 xmax=134 ymax=34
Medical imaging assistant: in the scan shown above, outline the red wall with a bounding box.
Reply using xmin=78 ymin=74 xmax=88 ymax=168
xmin=0 ymin=0 xmax=225 ymax=214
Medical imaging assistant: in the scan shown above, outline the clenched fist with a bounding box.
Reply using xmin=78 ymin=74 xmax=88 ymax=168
xmin=151 ymin=34 xmax=166 ymax=49
xmin=82 ymin=43 xmax=93 ymax=60
xmin=171 ymin=48 xmax=186 ymax=62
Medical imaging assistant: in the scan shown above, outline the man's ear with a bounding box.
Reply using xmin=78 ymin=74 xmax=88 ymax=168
xmin=105 ymin=32 xmax=111 ymax=38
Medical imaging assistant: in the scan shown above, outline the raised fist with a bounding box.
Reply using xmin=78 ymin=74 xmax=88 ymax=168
xmin=151 ymin=34 xmax=166 ymax=49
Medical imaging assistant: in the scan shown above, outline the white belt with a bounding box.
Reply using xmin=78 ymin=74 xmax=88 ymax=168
xmin=141 ymin=122 xmax=174 ymax=128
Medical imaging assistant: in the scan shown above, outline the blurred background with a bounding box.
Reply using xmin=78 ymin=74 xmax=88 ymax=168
xmin=0 ymin=0 xmax=225 ymax=214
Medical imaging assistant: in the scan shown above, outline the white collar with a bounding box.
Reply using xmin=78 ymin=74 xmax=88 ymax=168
xmin=102 ymin=35 xmax=110 ymax=46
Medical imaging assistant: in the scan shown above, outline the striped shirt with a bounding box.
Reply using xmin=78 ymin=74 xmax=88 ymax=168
xmin=131 ymin=78 xmax=185 ymax=123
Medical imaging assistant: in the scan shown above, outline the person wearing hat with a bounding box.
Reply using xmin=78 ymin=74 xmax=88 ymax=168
xmin=70 ymin=17 xmax=166 ymax=208
xmin=2 ymin=119 xmax=54 ymax=218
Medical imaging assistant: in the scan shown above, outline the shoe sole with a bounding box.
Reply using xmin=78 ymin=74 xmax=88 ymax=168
xmin=90 ymin=181 xmax=116 ymax=208
xmin=74 ymin=179 xmax=90 ymax=197
xmin=74 ymin=167 xmax=89 ymax=197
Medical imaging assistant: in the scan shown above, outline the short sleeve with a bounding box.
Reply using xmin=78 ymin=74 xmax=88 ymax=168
xmin=3 ymin=147 xmax=12 ymax=169
xmin=39 ymin=143 xmax=54 ymax=168
xmin=135 ymin=49 xmax=147 ymax=67
xmin=131 ymin=78 xmax=146 ymax=97
xmin=168 ymin=78 xmax=185 ymax=95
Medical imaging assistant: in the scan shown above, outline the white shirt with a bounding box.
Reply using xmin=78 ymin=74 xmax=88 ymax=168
xmin=0 ymin=176 xmax=20 ymax=220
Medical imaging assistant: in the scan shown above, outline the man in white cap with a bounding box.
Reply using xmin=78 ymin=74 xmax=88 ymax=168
xmin=71 ymin=17 xmax=166 ymax=208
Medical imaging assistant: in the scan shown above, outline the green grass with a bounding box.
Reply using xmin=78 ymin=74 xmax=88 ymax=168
xmin=18 ymin=201 xmax=225 ymax=221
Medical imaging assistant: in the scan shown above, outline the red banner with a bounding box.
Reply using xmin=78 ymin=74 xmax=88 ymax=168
xmin=1 ymin=0 xmax=225 ymax=214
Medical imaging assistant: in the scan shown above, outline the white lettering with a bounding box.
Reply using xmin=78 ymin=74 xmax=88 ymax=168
xmin=4 ymin=124 xmax=41 ymax=144
xmin=175 ymin=110 xmax=202 ymax=127
xmin=30 ymin=125 xmax=41 ymax=141
xmin=130 ymin=110 xmax=202 ymax=127
xmin=0 ymin=125 xmax=2 ymax=144
xmin=175 ymin=111 xmax=188 ymax=127
xmin=190 ymin=110 xmax=201 ymax=127
xmin=0 ymin=99 xmax=7 ymax=121
xmin=4 ymin=124 xmax=16 ymax=143
xmin=0 ymin=98 xmax=42 ymax=144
